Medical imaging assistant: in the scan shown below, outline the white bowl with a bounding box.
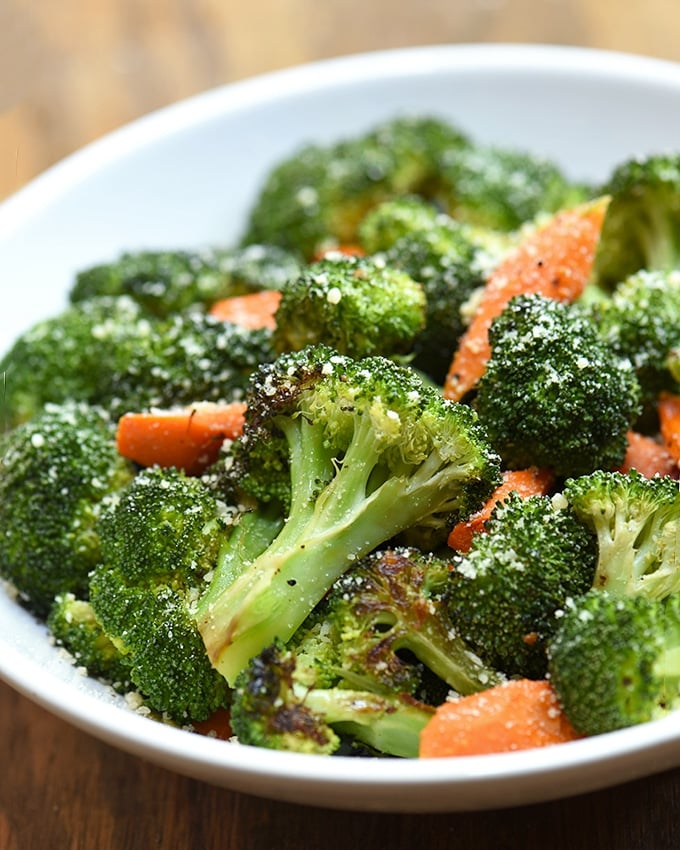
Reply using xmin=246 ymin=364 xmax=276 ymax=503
xmin=2 ymin=43 xmax=680 ymax=813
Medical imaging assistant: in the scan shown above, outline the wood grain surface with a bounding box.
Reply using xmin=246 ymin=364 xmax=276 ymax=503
xmin=3 ymin=2 xmax=680 ymax=848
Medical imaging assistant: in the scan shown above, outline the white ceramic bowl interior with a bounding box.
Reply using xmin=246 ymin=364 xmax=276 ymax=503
xmin=3 ymin=44 xmax=680 ymax=812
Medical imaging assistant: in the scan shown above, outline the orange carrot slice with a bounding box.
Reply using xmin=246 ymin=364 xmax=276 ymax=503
xmin=448 ymin=467 xmax=555 ymax=552
xmin=191 ymin=707 xmax=233 ymax=740
xmin=116 ymin=401 xmax=246 ymax=476
xmin=658 ymin=392 xmax=680 ymax=470
xmin=443 ymin=197 xmax=609 ymax=402
xmin=313 ymin=243 xmax=366 ymax=261
xmin=619 ymin=429 xmax=678 ymax=479
xmin=209 ymin=290 xmax=282 ymax=330
xmin=419 ymin=679 xmax=581 ymax=758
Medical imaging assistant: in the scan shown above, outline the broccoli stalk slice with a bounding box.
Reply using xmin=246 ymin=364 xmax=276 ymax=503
xmin=642 ymin=203 xmax=680 ymax=271
xmin=301 ymin=687 xmax=433 ymax=759
xmin=197 ymin=404 xmax=494 ymax=686
xmin=206 ymin=510 xmax=284 ymax=599
xmin=654 ymin=646 xmax=680 ymax=685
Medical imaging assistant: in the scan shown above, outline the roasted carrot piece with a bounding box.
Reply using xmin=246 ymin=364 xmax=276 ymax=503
xmin=191 ymin=707 xmax=233 ymax=740
xmin=658 ymin=392 xmax=680 ymax=470
xmin=116 ymin=401 xmax=247 ymax=476
xmin=313 ymin=243 xmax=366 ymax=261
xmin=419 ymin=679 xmax=581 ymax=758
xmin=619 ymin=429 xmax=678 ymax=479
xmin=208 ymin=290 xmax=282 ymax=330
xmin=443 ymin=197 xmax=609 ymax=402
xmin=448 ymin=467 xmax=555 ymax=552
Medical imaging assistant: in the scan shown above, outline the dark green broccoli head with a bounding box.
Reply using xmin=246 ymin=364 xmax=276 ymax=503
xmin=447 ymin=492 xmax=597 ymax=679
xmin=591 ymin=269 xmax=680 ymax=406
xmin=593 ymin=153 xmax=680 ymax=289
xmin=0 ymin=296 xmax=146 ymax=427
xmin=89 ymin=466 xmax=232 ymax=722
xmin=549 ymin=590 xmax=680 ymax=736
xmin=383 ymin=223 xmax=486 ymax=381
xmin=563 ymin=469 xmax=680 ymax=600
xmin=272 ymin=254 xmax=426 ymax=359
xmin=47 ymin=593 xmax=132 ymax=691
xmin=0 ymin=402 xmax=135 ymax=617
xmin=475 ymin=293 xmax=641 ymax=475
xmin=0 ymin=294 xmax=275 ymax=426
xmin=104 ymin=310 xmax=275 ymax=417
xmin=241 ymin=116 xmax=469 ymax=259
xmin=70 ymin=245 xmax=301 ymax=317
xmin=311 ymin=547 xmax=501 ymax=699
xmin=437 ymin=143 xmax=591 ymax=232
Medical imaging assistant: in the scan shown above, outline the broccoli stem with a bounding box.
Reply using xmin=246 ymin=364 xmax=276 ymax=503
xmin=197 ymin=412 xmax=476 ymax=685
xmin=303 ymin=688 xmax=433 ymax=758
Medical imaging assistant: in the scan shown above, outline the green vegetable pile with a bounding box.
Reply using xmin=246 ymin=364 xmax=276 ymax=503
xmin=3 ymin=114 xmax=680 ymax=757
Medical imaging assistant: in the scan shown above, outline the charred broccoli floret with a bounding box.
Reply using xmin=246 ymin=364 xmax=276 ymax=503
xmin=474 ymin=293 xmax=641 ymax=475
xmin=89 ymin=466 xmax=232 ymax=723
xmin=549 ymin=590 xmax=680 ymax=736
xmin=70 ymin=244 xmax=301 ymax=317
xmin=0 ymin=402 xmax=135 ymax=617
xmin=240 ymin=116 xmax=469 ymax=259
xmin=272 ymin=254 xmax=426 ymax=359
xmin=593 ymin=153 xmax=680 ymax=289
xmin=447 ymin=492 xmax=597 ymax=679
xmin=195 ymin=345 xmax=501 ymax=686
xmin=563 ymin=469 xmax=680 ymax=600
xmin=295 ymin=547 xmax=501 ymax=699
xmin=230 ymin=640 xmax=434 ymax=757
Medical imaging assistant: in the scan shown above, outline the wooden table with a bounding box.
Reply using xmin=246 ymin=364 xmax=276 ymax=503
xmin=3 ymin=2 xmax=680 ymax=847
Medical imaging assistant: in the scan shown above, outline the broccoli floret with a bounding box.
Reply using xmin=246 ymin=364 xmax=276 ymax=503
xmin=548 ymin=590 xmax=680 ymax=736
xmin=70 ymin=244 xmax=302 ymax=317
xmin=47 ymin=593 xmax=131 ymax=691
xmin=195 ymin=345 xmax=501 ymax=685
xmin=592 ymin=153 xmax=680 ymax=289
xmin=563 ymin=469 xmax=680 ymax=600
xmin=0 ymin=296 xmax=145 ymax=426
xmin=241 ymin=116 xmax=469 ymax=259
xmin=447 ymin=492 xmax=597 ymax=679
xmin=272 ymin=255 xmax=426 ymax=359
xmin=437 ymin=143 xmax=590 ymax=232
xmin=475 ymin=293 xmax=641 ymax=475
xmin=103 ymin=310 xmax=274 ymax=417
xmin=230 ymin=641 xmax=434 ymax=757
xmin=89 ymin=466 xmax=232 ymax=722
xmin=299 ymin=547 xmax=501 ymax=699
xmin=0 ymin=402 xmax=135 ymax=618
xmin=591 ymin=269 xmax=680 ymax=407
xmin=357 ymin=195 xmax=444 ymax=254
xmin=358 ymin=195 xmax=514 ymax=272
xmin=382 ymin=224 xmax=487 ymax=381
xmin=0 ymin=295 xmax=275 ymax=426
